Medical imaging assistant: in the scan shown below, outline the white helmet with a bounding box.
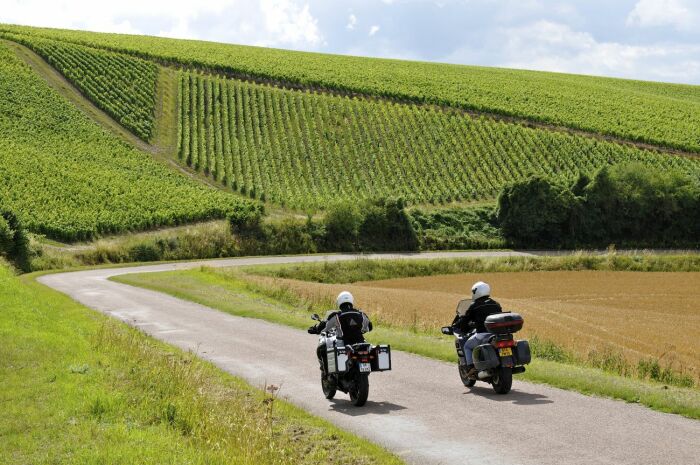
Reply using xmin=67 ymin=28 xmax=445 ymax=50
xmin=471 ymin=281 xmax=490 ymax=301
xmin=336 ymin=291 xmax=354 ymax=309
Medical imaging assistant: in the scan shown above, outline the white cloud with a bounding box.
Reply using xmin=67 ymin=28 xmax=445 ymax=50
xmin=626 ymin=0 xmax=697 ymax=31
xmin=259 ymin=0 xmax=323 ymax=47
xmin=0 ymin=0 xmax=323 ymax=48
xmin=346 ymin=14 xmax=357 ymax=31
xmin=488 ymin=20 xmax=700 ymax=83
xmin=369 ymin=25 xmax=380 ymax=36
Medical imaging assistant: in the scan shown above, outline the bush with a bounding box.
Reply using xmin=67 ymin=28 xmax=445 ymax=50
xmin=357 ymin=198 xmax=418 ymax=252
xmin=410 ymin=205 xmax=505 ymax=250
xmin=228 ymin=202 xmax=265 ymax=236
xmin=497 ymin=176 xmax=577 ymax=247
xmin=497 ymin=164 xmax=700 ymax=248
xmin=323 ymin=202 xmax=362 ymax=251
xmin=0 ymin=207 xmax=30 ymax=271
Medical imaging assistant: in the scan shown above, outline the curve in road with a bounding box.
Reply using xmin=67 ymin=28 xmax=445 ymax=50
xmin=39 ymin=252 xmax=700 ymax=465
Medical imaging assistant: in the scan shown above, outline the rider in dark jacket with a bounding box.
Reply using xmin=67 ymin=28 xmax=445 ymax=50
xmin=309 ymin=291 xmax=373 ymax=373
xmin=450 ymin=281 xmax=502 ymax=374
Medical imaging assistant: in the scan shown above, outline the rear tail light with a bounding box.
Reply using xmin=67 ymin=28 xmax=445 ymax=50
xmin=495 ymin=339 xmax=516 ymax=348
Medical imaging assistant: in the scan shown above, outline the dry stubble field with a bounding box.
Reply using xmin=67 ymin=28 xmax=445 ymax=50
xmin=246 ymin=271 xmax=700 ymax=381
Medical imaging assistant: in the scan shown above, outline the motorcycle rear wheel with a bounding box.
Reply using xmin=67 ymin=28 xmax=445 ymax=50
xmin=349 ymin=373 xmax=369 ymax=406
xmin=491 ymin=367 xmax=513 ymax=394
xmin=321 ymin=374 xmax=336 ymax=399
xmin=459 ymin=365 xmax=476 ymax=387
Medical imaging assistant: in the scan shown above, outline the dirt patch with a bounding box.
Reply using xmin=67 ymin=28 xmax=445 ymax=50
xmin=247 ymin=271 xmax=700 ymax=380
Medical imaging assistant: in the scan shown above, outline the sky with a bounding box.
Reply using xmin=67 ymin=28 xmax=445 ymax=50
xmin=2 ymin=0 xmax=699 ymax=85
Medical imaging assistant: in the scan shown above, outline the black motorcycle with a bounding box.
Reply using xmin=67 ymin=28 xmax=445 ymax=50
xmin=308 ymin=313 xmax=391 ymax=406
xmin=442 ymin=311 xmax=531 ymax=394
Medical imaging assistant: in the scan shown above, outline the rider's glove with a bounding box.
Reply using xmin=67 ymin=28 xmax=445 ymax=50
xmin=307 ymin=325 xmax=318 ymax=334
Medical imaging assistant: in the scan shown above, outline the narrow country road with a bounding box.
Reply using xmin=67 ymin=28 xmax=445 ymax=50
xmin=38 ymin=252 xmax=699 ymax=465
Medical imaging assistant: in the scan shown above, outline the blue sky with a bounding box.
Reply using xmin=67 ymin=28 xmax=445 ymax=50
xmin=2 ymin=0 xmax=699 ymax=84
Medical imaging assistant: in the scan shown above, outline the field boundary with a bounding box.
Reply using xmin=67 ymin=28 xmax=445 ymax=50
xmin=3 ymin=34 xmax=698 ymax=159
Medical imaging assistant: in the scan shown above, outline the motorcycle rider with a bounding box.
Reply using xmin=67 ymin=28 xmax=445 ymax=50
xmin=450 ymin=281 xmax=502 ymax=376
xmin=308 ymin=291 xmax=373 ymax=373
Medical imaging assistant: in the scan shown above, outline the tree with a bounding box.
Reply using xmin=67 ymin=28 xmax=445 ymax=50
xmin=497 ymin=176 xmax=576 ymax=247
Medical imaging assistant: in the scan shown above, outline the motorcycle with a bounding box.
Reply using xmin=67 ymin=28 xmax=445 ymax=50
xmin=308 ymin=313 xmax=391 ymax=406
xmin=441 ymin=302 xmax=531 ymax=394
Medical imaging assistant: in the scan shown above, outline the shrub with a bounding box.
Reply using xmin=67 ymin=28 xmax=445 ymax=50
xmin=323 ymin=202 xmax=362 ymax=251
xmin=357 ymin=198 xmax=418 ymax=252
xmin=497 ymin=176 xmax=577 ymax=247
xmin=0 ymin=207 xmax=30 ymax=271
xmin=497 ymin=164 xmax=700 ymax=248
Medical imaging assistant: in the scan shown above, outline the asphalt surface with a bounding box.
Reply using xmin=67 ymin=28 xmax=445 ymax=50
xmin=38 ymin=252 xmax=700 ymax=465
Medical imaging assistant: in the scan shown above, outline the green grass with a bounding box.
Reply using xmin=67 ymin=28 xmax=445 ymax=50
xmin=0 ymin=263 xmax=403 ymax=464
xmin=113 ymin=267 xmax=700 ymax=420
xmin=0 ymin=41 xmax=253 ymax=242
xmin=249 ymin=252 xmax=700 ymax=283
xmin=2 ymin=24 xmax=700 ymax=152
xmin=176 ymin=72 xmax=700 ymax=208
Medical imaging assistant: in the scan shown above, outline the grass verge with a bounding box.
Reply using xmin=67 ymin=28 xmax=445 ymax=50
xmin=113 ymin=267 xmax=700 ymax=420
xmin=248 ymin=252 xmax=700 ymax=283
xmin=1 ymin=263 xmax=402 ymax=465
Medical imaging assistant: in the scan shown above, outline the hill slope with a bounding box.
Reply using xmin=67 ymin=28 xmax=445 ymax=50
xmin=177 ymin=71 xmax=700 ymax=209
xmin=0 ymin=42 xmax=249 ymax=241
xmin=2 ymin=23 xmax=700 ymax=152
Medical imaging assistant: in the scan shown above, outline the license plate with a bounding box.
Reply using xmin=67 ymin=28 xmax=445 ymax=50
xmin=499 ymin=347 xmax=513 ymax=357
xmin=359 ymin=363 xmax=371 ymax=373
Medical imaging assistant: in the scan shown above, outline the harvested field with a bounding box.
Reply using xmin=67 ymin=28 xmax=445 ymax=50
xmin=244 ymin=271 xmax=700 ymax=381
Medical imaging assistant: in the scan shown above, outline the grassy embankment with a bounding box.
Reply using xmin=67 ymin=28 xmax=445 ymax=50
xmin=0 ymin=262 xmax=402 ymax=465
xmin=113 ymin=253 xmax=700 ymax=420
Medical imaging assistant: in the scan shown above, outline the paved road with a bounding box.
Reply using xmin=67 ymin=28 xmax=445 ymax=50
xmin=39 ymin=253 xmax=700 ymax=465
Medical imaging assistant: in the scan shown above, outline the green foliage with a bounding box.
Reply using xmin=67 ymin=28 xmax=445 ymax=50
xmin=323 ymin=202 xmax=362 ymax=252
xmin=176 ymin=72 xmax=700 ymax=209
xmin=358 ymin=198 xmax=418 ymax=252
xmin=0 ymin=265 xmax=402 ymax=464
xmin=4 ymin=24 xmax=700 ymax=152
xmin=497 ymin=164 xmax=700 ymax=247
xmin=0 ymin=208 xmax=30 ymax=271
xmin=409 ymin=206 xmax=505 ymax=250
xmin=0 ymin=42 xmax=250 ymax=241
xmin=4 ymin=33 xmax=157 ymax=141
xmin=251 ymin=253 xmax=700 ymax=284
xmin=497 ymin=177 xmax=577 ymax=246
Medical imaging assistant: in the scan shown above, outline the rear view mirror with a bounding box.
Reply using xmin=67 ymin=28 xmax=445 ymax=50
xmin=311 ymin=313 xmax=320 ymax=321
xmin=441 ymin=326 xmax=454 ymax=335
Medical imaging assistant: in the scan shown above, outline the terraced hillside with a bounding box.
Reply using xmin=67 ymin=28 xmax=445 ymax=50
xmin=2 ymin=24 xmax=700 ymax=152
xmin=0 ymin=42 xmax=250 ymax=241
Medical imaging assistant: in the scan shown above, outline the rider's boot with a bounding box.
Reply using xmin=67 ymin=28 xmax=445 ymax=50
xmin=466 ymin=364 xmax=477 ymax=379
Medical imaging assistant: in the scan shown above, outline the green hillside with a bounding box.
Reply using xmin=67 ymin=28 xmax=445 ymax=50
xmin=6 ymin=33 xmax=159 ymax=141
xmin=2 ymin=24 xmax=700 ymax=152
xmin=0 ymin=24 xmax=698 ymax=244
xmin=0 ymin=42 xmax=249 ymax=241
xmin=178 ymin=71 xmax=700 ymax=209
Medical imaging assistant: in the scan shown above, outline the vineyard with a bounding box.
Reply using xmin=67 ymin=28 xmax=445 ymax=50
xmin=3 ymin=32 xmax=157 ymax=141
xmin=177 ymin=71 xmax=700 ymax=209
xmin=2 ymin=24 xmax=700 ymax=152
xmin=0 ymin=43 xmax=250 ymax=241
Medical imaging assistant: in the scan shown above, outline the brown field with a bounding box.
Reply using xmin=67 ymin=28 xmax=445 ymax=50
xmin=245 ymin=271 xmax=700 ymax=380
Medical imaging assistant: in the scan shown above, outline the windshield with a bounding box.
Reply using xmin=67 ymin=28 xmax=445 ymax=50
xmin=456 ymin=299 xmax=471 ymax=316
